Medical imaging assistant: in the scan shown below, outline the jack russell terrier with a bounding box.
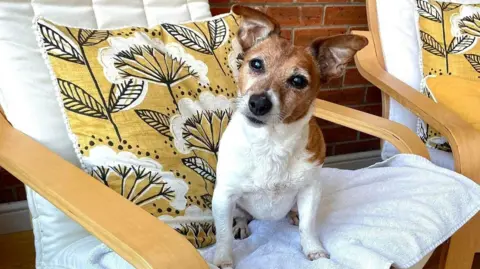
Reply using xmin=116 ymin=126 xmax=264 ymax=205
xmin=213 ymin=5 xmax=368 ymax=269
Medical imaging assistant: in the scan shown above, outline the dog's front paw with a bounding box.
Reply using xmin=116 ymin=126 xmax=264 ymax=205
xmin=214 ymin=250 xmax=233 ymax=269
xmin=307 ymin=250 xmax=330 ymax=261
xmin=302 ymin=239 xmax=329 ymax=261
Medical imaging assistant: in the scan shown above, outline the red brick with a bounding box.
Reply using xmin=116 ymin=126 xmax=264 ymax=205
xmin=294 ymin=27 xmax=347 ymax=46
xmin=0 ymin=173 xmax=23 ymax=187
xmin=321 ymin=76 xmax=343 ymax=89
xmin=326 ymin=145 xmax=334 ymax=157
xmin=0 ymin=188 xmax=15 ymax=203
xmin=344 ymin=68 xmax=369 ymax=86
xmin=210 ymin=7 xmax=231 ymax=16
xmin=209 ymin=0 xmax=229 ymax=4
xmin=365 ymin=86 xmax=382 ymax=103
xmin=334 ymin=139 xmax=380 ymax=155
xmin=301 ymin=6 xmax=324 ymax=25
xmin=16 ymin=186 xmax=26 ymax=201
xmin=316 ymin=118 xmax=338 ymax=128
xmin=232 ymin=0 xmax=290 ymax=3
xmin=359 ymin=132 xmax=376 ymax=140
xmin=280 ymin=29 xmax=292 ymax=40
xmin=324 ymin=6 xmax=367 ymax=25
xmin=354 ymin=104 xmax=382 ymax=116
xmin=299 ymin=0 xmax=348 ymax=2
xmin=317 ymin=87 xmax=366 ymax=105
xmin=266 ymin=7 xmax=301 ymax=27
xmin=250 ymin=6 xmax=268 ymax=13
xmin=323 ymin=126 xmax=358 ymax=143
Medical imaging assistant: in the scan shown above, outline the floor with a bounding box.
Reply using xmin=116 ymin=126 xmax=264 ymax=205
xmin=0 ymin=231 xmax=35 ymax=269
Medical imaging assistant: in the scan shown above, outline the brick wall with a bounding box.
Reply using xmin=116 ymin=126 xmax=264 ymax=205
xmin=210 ymin=0 xmax=382 ymax=156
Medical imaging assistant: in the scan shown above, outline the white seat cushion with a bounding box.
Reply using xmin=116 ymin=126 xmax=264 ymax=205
xmin=0 ymin=1 xmax=212 ymax=267
xmin=48 ymin=155 xmax=479 ymax=269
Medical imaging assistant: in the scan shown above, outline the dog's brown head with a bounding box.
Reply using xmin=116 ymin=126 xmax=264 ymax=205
xmin=232 ymin=5 xmax=368 ymax=126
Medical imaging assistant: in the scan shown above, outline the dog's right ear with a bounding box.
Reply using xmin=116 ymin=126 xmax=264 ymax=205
xmin=232 ymin=5 xmax=280 ymax=51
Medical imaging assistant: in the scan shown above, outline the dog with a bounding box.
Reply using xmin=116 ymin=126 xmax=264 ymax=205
xmin=212 ymin=5 xmax=368 ymax=269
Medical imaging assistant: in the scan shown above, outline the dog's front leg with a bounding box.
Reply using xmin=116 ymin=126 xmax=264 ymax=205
xmin=213 ymin=188 xmax=237 ymax=269
xmin=297 ymin=182 xmax=329 ymax=261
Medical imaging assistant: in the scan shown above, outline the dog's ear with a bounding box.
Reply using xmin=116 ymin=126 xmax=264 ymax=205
xmin=232 ymin=5 xmax=280 ymax=51
xmin=310 ymin=34 xmax=368 ymax=83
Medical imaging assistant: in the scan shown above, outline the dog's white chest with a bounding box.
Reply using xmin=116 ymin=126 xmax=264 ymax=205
xmin=239 ymin=190 xmax=296 ymax=220
xmin=237 ymin=152 xmax=309 ymax=220
xmin=216 ymin=113 xmax=317 ymax=220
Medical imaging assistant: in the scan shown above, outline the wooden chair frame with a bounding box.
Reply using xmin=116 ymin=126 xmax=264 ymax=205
xmin=0 ymin=96 xmax=431 ymax=268
xmin=353 ymin=1 xmax=480 ymax=268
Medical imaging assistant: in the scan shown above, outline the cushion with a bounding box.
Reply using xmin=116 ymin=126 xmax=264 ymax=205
xmin=0 ymin=0 xmax=212 ymax=267
xmin=375 ymin=0 xmax=424 ymax=162
xmin=34 ymin=12 xmax=241 ymax=248
xmin=415 ymin=0 xmax=480 ymax=152
xmin=47 ymin=155 xmax=479 ymax=269
xmin=423 ymin=75 xmax=480 ymax=132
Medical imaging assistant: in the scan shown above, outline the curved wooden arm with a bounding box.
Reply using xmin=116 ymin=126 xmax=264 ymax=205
xmin=0 ymin=113 xmax=209 ymax=269
xmin=353 ymin=30 xmax=480 ymax=182
xmin=314 ymin=99 xmax=430 ymax=159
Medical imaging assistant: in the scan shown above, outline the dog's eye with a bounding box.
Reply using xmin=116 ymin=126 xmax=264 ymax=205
xmin=288 ymin=75 xmax=308 ymax=89
xmin=249 ymin=58 xmax=264 ymax=72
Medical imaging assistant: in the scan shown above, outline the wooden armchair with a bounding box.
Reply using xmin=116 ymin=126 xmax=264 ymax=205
xmin=0 ymin=97 xmax=431 ymax=268
xmin=352 ymin=1 xmax=480 ymax=268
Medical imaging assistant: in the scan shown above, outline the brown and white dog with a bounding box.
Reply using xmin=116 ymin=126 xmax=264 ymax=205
xmin=212 ymin=6 xmax=368 ymax=269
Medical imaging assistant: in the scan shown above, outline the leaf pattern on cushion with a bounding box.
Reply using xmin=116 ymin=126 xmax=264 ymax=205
xmin=38 ymin=22 xmax=85 ymax=64
xmin=162 ymin=19 xmax=229 ymax=75
xmin=78 ymin=29 xmax=109 ymax=46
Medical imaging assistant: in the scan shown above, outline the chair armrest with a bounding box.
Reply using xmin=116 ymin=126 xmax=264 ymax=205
xmin=314 ymin=99 xmax=430 ymax=159
xmin=353 ymin=30 xmax=480 ymax=182
xmin=0 ymin=113 xmax=209 ymax=269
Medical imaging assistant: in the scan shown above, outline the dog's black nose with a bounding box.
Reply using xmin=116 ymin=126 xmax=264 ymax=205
xmin=248 ymin=93 xmax=272 ymax=116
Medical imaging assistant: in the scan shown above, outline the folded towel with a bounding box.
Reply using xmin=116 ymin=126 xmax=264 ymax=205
xmin=51 ymin=154 xmax=479 ymax=269
xmin=199 ymin=154 xmax=480 ymax=269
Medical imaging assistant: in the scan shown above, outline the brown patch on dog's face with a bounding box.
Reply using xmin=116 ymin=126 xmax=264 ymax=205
xmin=237 ymin=36 xmax=321 ymax=124
xmin=232 ymin=5 xmax=368 ymax=126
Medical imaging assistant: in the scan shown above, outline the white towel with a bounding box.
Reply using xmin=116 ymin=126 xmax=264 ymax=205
xmin=53 ymin=154 xmax=479 ymax=269
xmin=199 ymin=154 xmax=480 ymax=269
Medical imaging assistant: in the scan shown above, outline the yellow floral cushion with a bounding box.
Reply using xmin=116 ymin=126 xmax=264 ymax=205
xmin=34 ymin=13 xmax=242 ymax=248
xmin=416 ymin=1 xmax=480 ymax=152
xmin=423 ymin=76 xmax=480 ymax=133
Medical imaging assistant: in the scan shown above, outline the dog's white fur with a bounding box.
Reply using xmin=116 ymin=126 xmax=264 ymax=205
xmin=213 ymin=93 xmax=326 ymax=268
